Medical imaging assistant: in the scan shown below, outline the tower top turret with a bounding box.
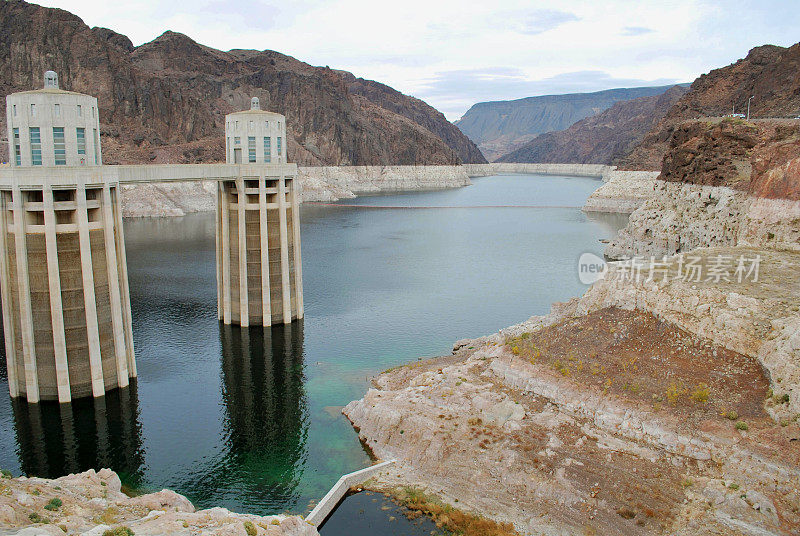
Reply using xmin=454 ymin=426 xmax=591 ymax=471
xmin=44 ymin=70 xmax=59 ymax=89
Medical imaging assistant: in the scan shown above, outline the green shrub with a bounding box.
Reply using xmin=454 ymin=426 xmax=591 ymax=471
xmin=102 ymin=527 xmax=134 ymax=536
xmin=724 ymin=410 xmax=739 ymax=421
xmin=0 ymin=469 xmax=11 ymax=479
xmin=28 ymin=512 xmax=50 ymax=524
xmin=735 ymin=421 xmax=749 ymax=431
xmin=44 ymin=498 xmax=62 ymax=511
xmin=243 ymin=521 xmax=257 ymax=536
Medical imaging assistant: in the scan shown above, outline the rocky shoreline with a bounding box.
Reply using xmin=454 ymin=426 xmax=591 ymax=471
xmin=344 ymin=246 xmax=800 ymax=534
xmin=120 ymin=163 xmax=618 ymax=217
xmin=343 ymin=150 xmax=800 ymax=533
xmin=603 ymin=179 xmax=800 ymax=260
xmin=582 ymin=170 xmax=661 ymax=213
xmin=120 ymin=165 xmax=473 ymax=217
xmin=0 ymin=469 xmax=317 ymax=535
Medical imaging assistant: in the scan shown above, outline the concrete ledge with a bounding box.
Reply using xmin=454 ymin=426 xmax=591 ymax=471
xmin=0 ymin=163 xmax=298 ymax=187
xmin=305 ymin=459 xmax=396 ymax=527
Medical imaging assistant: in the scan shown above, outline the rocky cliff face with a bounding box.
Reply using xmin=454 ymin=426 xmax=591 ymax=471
xmin=455 ymin=85 xmax=682 ymax=161
xmin=599 ymin=117 xmax=800 ymax=259
xmin=0 ymin=0 xmax=485 ymax=167
xmin=660 ymin=119 xmax=800 ymax=200
xmin=621 ymin=43 xmax=800 ymax=170
xmin=497 ymin=85 xmax=689 ymax=165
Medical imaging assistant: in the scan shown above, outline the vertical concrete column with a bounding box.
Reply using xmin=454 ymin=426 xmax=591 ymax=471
xmin=278 ymin=177 xmax=292 ymax=324
xmin=258 ymin=176 xmax=271 ymax=326
xmin=76 ymin=183 xmax=105 ymax=398
xmin=43 ymin=185 xmax=71 ymax=402
xmin=215 ymin=180 xmax=223 ymax=321
xmin=11 ymin=186 xmax=39 ymax=403
xmin=0 ymin=190 xmax=20 ymax=398
xmin=102 ymin=184 xmax=129 ymax=388
xmin=289 ymin=179 xmax=304 ymax=319
xmin=236 ymin=176 xmax=249 ymax=327
xmin=220 ymin=182 xmax=232 ymax=324
xmin=112 ymin=186 xmax=136 ymax=377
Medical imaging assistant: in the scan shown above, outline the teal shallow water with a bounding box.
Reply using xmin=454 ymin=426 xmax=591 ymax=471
xmin=0 ymin=174 xmax=625 ymax=516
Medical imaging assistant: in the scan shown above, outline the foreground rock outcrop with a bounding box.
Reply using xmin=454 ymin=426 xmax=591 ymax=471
xmin=0 ymin=469 xmax=318 ymax=536
xmin=345 ymin=248 xmax=800 ymax=535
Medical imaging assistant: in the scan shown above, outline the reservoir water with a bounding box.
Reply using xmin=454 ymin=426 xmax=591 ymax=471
xmin=0 ymin=174 xmax=626 ymax=521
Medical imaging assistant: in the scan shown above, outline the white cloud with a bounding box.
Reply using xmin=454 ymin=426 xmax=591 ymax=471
xmin=34 ymin=0 xmax=800 ymax=120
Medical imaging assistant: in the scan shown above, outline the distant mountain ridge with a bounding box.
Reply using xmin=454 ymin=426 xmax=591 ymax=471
xmin=455 ymin=85 xmax=686 ymax=161
xmin=497 ymin=85 xmax=689 ymax=165
xmin=0 ymin=0 xmax=486 ymax=166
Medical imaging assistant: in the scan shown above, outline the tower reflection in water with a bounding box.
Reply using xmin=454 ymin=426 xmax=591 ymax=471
xmin=11 ymin=384 xmax=144 ymax=487
xmin=206 ymin=321 xmax=309 ymax=511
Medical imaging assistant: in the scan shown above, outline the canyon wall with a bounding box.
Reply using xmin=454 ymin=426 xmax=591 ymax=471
xmin=497 ymin=86 xmax=689 ymax=165
xmin=601 ymin=119 xmax=800 ymax=258
xmin=0 ymin=1 xmax=485 ymax=167
xmin=455 ymin=85 xmax=680 ymax=161
xmin=621 ymin=43 xmax=800 ymax=170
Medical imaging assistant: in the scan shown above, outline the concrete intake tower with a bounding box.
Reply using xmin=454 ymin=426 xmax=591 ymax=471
xmin=1 ymin=74 xmax=303 ymax=403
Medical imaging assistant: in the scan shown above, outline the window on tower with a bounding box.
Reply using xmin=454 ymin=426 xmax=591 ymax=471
xmin=248 ymin=137 xmax=256 ymax=163
xmin=29 ymin=127 xmax=42 ymax=166
xmin=77 ymin=128 xmax=86 ymax=156
xmin=53 ymin=127 xmax=66 ymax=165
xmin=13 ymin=128 xmax=21 ymax=166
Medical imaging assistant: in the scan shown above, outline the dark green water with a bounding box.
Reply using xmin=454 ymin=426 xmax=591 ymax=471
xmin=0 ymin=174 xmax=625 ymax=520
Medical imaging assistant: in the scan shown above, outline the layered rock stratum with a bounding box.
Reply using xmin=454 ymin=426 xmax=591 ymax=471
xmin=0 ymin=468 xmax=318 ymax=535
xmin=0 ymin=0 xmax=485 ymax=167
xmin=603 ymin=119 xmax=800 ymax=259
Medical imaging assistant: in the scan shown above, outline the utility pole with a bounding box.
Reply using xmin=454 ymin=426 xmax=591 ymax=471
xmin=747 ymin=95 xmax=754 ymax=121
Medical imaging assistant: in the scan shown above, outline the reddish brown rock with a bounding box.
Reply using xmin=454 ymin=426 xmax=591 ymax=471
xmin=621 ymin=43 xmax=800 ymax=171
xmin=660 ymin=119 xmax=800 ymax=200
xmin=0 ymin=0 xmax=485 ymax=167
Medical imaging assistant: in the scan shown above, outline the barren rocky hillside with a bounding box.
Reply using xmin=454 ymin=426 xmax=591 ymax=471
xmin=497 ymin=85 xmax=689 ymax=165
xmin=0 ymin=0 xmax=485 ymax=166
xmin=621 ymin=43 xmax=800 ymax=170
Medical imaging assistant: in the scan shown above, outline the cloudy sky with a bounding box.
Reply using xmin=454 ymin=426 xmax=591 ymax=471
xmin=37 ymin=0 xmax=800 ymax=120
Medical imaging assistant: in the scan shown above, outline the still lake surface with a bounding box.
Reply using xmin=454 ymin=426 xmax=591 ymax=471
xmin=0 ymin=174 xmax=626 ymax=519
